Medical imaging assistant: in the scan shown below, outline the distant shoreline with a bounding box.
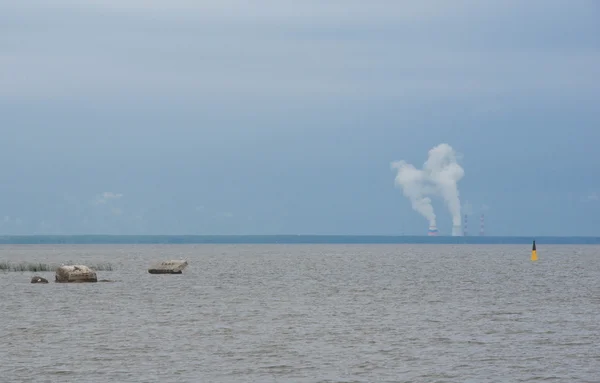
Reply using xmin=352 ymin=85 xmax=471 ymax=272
xmin=0 ymin=235 xmax=599 ymax=245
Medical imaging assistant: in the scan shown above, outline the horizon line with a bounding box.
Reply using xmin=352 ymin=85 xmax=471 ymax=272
xmin=1 ymin=234 xmax=599 ymax=245
xmin=0 ymin=234 xmax=599 ymax=238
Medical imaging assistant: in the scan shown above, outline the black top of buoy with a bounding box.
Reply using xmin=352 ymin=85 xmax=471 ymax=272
xmin=532 ymin=240 xmax=536 ymax=250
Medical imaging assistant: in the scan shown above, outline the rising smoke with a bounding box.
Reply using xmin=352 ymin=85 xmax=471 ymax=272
xmin=391 ymin=143 xmax=465 ymax=235
xmin=390 ymin=160 xmax=438 ymax=229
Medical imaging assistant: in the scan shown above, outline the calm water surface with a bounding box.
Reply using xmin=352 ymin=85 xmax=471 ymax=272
xmin=1 ymin=244 xmax=599 ymax=382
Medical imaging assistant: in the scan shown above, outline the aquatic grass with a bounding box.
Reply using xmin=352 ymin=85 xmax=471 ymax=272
xmin=89 ymin=262 xmax=113 ymax=271
xmin=0 ymin=261 xmax=115 ymax=272
xmin=0 ymin=262 xmax=55 ymax=272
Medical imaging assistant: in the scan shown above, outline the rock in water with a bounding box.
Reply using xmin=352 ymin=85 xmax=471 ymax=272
xmin=148 ymin=260 xmax=188 ymax=274
xmin=55 ymin=265 xmax=98 ymax=283
xmin=31 ymin=276 xmax=49 ymax=283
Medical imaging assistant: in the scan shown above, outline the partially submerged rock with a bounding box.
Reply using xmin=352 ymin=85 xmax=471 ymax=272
xmin=148 ymin=260 xmax=188 ymax=274
xmin=55 ymin=265 xmax=98 ymax=283
xmin=31 ymin=275 xmax=49 ymax=283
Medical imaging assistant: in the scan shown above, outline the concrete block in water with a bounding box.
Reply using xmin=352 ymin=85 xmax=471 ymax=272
xmin=55 ymin=265 xmax=98 ymax=283
xmin=148 ymin=260 xmax=188 ymax=274
xmin=31 ymin=275 xmax=49 ymax=283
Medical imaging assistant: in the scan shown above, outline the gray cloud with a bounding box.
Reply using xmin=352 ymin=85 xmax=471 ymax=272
xmin=582 ymin=192 xmax=599 ymax=203
xmin=94 ymin=192 xmax=123 ymax=205
xmin=1 ymin=0 xmax=598 ymax=104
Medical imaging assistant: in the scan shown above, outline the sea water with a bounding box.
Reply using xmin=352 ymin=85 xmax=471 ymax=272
xmin=1 ymin=244 xmax=599 ymax=382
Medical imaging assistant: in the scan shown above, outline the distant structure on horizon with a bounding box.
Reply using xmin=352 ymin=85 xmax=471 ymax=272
xmin=424 ymin=213 xmax=479 ymax=237
xmin=428 ymin=225 xmax=439 ymax=236
xmin=451 ymin=224 xmax=462 ymax=236
xmin=425 ymin=219 xmax=469 ymax=237
xmin=480 ymin=213 xmax=485 ymax=236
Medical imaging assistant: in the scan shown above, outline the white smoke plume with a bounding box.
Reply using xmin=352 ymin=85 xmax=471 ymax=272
xmin=390 ymin=160 xmax=437 ymax=228
xmin=391 ymin=143 xmax=465 ymax=235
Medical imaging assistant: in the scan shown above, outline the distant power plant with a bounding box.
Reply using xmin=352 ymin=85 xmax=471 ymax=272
xmin=391 ymin=144 xmax=464 ymax=239
xmin=429 ymin=212 xmax=485 ymax=237
xmin=390 ymin=143 xmax=485 ymax=237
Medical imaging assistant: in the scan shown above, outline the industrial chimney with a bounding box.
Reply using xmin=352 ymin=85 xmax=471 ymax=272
xmin=479 ymin=213 xmax=485 ymax=236
xmin=452 ymin=224 xmax=463 ymax=236
xmin=428 ymin=225 xmax=439 ymax=236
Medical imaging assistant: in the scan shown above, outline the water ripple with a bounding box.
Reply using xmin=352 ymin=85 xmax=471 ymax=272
xmin=1 ymin=244 xmax=599 ymax=382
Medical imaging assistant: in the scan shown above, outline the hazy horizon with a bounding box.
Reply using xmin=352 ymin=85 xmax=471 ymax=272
xmin=1 ymin=234 xmax=599 ymax=246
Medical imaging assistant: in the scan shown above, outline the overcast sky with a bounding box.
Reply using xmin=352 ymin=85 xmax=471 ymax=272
xmin=1 ymin=0 xmax=599 ymax=236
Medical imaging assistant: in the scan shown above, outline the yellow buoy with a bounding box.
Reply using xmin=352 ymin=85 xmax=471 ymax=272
xmin=531 ymin=240 xmax=538 ymax=261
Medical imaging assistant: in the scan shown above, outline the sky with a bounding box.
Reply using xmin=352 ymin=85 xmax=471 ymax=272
xmin=1 ymin=0 xmax=599 ymax=236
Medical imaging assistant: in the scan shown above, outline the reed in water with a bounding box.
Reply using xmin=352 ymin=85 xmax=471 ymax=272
xmin=0 ymin=261 xmax=114 ymax=272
